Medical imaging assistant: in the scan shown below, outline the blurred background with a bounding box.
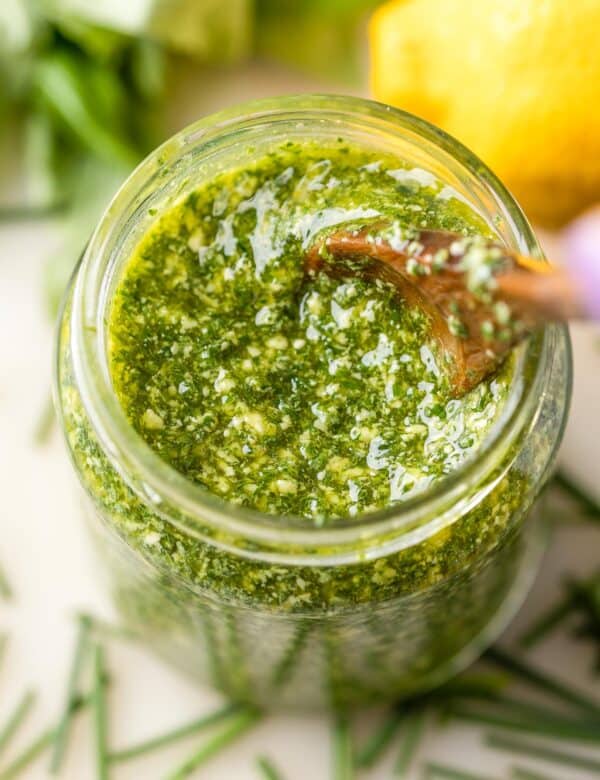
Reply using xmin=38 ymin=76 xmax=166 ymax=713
xmin=1 ymin=1 xmax=599 ymax=778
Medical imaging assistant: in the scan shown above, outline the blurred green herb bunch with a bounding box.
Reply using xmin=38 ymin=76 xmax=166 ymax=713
xmin=0 ymin=0 xmax=377 ymax=315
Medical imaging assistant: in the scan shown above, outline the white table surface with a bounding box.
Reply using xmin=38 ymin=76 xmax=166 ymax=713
xmin=1 ymin=62 xmax=599 ymax=779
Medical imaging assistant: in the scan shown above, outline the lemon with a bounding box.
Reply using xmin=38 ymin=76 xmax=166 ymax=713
xmin=369 ymin=0 xmax=600 ymax=226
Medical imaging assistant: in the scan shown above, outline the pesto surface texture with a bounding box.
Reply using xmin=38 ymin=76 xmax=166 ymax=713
xmin=108 ymin=140 xmax=511 ymax=523
xmin=58 ymin=136 xmax=567 ymax=707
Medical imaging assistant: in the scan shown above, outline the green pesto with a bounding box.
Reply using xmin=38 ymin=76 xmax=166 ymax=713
xmin=108 ymin=140 xmax=511 ymax=523
xmin=57 ymin=137 xmax=567 ymax=709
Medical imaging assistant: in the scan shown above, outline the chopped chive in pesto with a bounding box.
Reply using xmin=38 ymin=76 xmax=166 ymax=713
xmin=108 ymin=141 xmax=512 ymax=523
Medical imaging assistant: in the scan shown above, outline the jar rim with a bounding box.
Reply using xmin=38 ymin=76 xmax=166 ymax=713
xmin=65 ymin=94 xmax=570 ymax=562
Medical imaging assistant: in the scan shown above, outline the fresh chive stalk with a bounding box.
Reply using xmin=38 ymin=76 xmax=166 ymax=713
xmin=0 ymin=564 xmax=12 ymax=601
xmin=354 ymin=707 xmax=404 ymax=768
xmin=0 ymin=203 xmax=65 ymax=222
xmin=486 ymin=732 xmax=600 ymax=772
xmin=256 ymin=754 xmax=285 ymax=780
xmin=554 ymin=471 xmax=600 ymax=519
xmin=33 ymin=394 xmax=56 ymax=446
xmin=92 ymin=644 xmax=109 ymax=780
xmin=448 ymin=699 xmax=600 ymax=742
xmin=0 ymin=727 xmax=54 ymax=780
xmin=0 ymin=635 xmax=7 ymax=672
xmin=484 ymin=647 xmax=600 ymax=718
xmin=0 ymin=679 xmax=92 ymax=780
xmin=50 ymin=615 xmax=92 ymax=773
xmin=519 ymin=595 xmax=574 ymax=648
xmin=511 ymin=766 xmax=559 ymax=780
xmin=165 ymin=708 xmax=260 ymax=780
xmin=424 ymin=761 xmax=497 ymax=780
xmin=332 ymin=714 xmax=353 ymax=780
xmin=110 ymin=703 xmax=241 ymax=762
xmin=394 ymin=707 xmax=426 ymax=775
xmin=0 ymin=691 xmax=36 ymax=758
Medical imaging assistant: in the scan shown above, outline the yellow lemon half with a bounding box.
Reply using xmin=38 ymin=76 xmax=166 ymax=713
xmin=369 ymin=0 xmax=600 ymax=226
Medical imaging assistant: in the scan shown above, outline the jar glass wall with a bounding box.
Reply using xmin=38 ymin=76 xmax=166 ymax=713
xmin=55 ymin=95 xmax=571 ymax=709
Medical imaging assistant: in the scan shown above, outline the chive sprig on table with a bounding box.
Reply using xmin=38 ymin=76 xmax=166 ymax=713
xmin=165 ymin=707 xmax=261 ymax=780
xmin=256 ymin=754 xmax=286 ymax=780
xmin=0 ymin=691 xmax=36 ymax=759
xmin=486 ymin=732 xmax=600 ymax=773
xmin=1 ymin=489 xmax=600 ymax=780
xmin=110 ymin=702 xmax=241 ymax=763
xmin=50 ymin=615 xmax=92 ymax=773
xmin=332 ymin=714 xmax=353 ymax=780
xmin=92 ymin=644 xmax=109 ymax=780
xmin=0 ymin=564 xmax=12 ymax=601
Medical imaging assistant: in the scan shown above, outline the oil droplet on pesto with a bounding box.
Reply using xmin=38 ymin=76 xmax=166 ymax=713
xmin=108 ymin=140 xmax=512 ymax=523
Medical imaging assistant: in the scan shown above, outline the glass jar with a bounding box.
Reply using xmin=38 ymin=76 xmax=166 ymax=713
xmin=55 ymin=95 xmax=571 ymax=710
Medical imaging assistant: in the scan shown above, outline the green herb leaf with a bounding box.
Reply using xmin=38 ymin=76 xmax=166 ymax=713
xmin=32 ymin=51 xmax=139 ymax=168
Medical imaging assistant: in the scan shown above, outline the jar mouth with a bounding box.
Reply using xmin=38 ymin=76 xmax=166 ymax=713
xmin=67 ymin=94 xmax=568 ymax=557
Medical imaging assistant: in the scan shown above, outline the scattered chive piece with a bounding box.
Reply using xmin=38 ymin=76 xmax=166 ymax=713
xmin=0 ymin=635 xmax=7 ymax=672
xmin=256 ymin=754 xmax=285 ymax=780
xmin=110 ymin=703 xmax=241 ymax=762
xmin=0 ymin=727 xmax=54 ymax=780
xmin=33 ymin=394 xmax=56 ymax=445
xmin=432 ymin=672 xmax=508 ymax=702
xmin=448 ymin=701 xmax=600 ymax=742
xmin=519 ymin=595 xmax=574 ymax=649
xmin=0 ymin=563 xmax=12 ymax=601
xmin=332 ymin=714 xmax=353 ymax=780
xmin=80 ymin=613 xmax=136 ymax=642
xmin=354 ymin=707 xmax=404 ymax=768
xmin=424 ymin=761 xmax=497 ymax=780
xmin=0 ymin=691 xmax=36 ymax=758
xmin=0 ymin=683 xmax=92 ymax=780
xmin=92 ymin=644 xmax=109 ymax=780
xmin=50 ymin=615 xmax=92 ymax=773
xmin=554 ymin=471 xmax=600 ymax=519
xmin=165 ymin=708 xmax=260 ymax=780
xmin=484 ymin=647 xmax=600 ymax=718
xmin=511 ymin=767 xmax=559 ymax=780
xmin=486 ymin=732 xmax=600 ymax=772
xmin=394 ymin=707 xmax=426 ymax=775
xmin=0 ymin=202 xmax=65 ymax=222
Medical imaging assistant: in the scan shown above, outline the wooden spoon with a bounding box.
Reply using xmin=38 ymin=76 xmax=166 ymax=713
xmin=305 ymin=223 xmax=582 ymax=395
